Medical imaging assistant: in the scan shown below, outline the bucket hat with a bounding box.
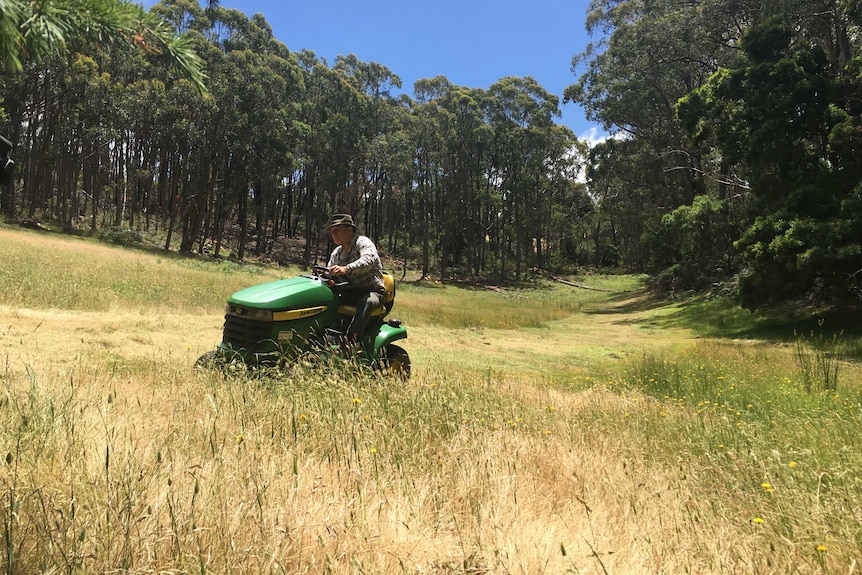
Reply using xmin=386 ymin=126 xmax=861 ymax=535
xmin=328 ymin=213 xmax=356 ymax=229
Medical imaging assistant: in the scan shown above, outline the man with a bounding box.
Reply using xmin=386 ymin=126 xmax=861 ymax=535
xmin=326 ymin=213 xmax=385 ymax=342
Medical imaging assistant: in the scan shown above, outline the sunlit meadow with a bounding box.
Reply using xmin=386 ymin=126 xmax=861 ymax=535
xmin=1 ymin=225 xmax=860 ymax=573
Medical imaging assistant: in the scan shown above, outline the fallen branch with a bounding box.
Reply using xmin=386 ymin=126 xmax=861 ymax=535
xmin=550 ymin=275 xmax=612 ymax=291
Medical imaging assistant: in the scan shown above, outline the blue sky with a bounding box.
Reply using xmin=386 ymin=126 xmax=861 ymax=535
xmin=142 ymin=0 xmax=602 ymax=141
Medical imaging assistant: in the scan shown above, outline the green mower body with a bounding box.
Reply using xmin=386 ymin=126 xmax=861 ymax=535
xmin=201 ymin=271 xmax=410 ymax=377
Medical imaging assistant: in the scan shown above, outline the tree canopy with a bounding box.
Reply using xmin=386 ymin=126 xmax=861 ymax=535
xmin=568 ymin=0 xmax=862 ymax=308
xmin=2 ymin=0 xmax=862 ymax=309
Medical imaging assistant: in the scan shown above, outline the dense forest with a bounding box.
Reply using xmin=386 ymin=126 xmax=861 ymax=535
xmin=1 ymin=0 xmax=862 ymax=309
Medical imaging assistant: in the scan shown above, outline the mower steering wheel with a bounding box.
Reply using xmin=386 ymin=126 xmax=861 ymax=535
xmin=311 ymin=265 xmax=332 ymax=280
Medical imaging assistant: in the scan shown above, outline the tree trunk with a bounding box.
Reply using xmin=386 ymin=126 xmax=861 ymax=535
xmin=237 ymin=182 xmax=248 ymax=260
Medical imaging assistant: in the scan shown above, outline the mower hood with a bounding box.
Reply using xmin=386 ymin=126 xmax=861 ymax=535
xmin=227 ymin=276 xmax=334 ymax=311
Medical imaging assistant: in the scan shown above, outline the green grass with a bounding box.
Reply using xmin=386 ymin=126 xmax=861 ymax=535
xmin=396 ymin=273 xmax=643 ymax=330
xmin=600 ymin=342 xmax=862 ymax=566
xmin=0 ymin=225 xmax=291 ymax=312
xmin=646 ymin=294 xmax=862 ymax=358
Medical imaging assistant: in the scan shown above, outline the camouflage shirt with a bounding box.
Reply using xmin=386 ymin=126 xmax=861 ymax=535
xmin=328 ymin=234 xmax=384 ymax=293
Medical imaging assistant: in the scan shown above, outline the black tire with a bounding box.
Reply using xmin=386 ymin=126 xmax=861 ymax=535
xmin=378 ymin=344 xmax=411 ymax=380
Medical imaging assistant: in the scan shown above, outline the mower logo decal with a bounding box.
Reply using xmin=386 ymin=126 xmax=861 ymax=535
xmin=273 ymin=306 xmax=327 ymax=321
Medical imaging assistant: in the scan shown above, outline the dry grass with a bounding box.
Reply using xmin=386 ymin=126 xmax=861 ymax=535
xmin=1 ymin=226 xmax=860 ymax=574
xmin=0 ymin=322 xmax=699 ymax=574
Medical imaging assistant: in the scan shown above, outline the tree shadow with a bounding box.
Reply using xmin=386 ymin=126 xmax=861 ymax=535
xmin=586 ymin=288 xmax=862 ymax=359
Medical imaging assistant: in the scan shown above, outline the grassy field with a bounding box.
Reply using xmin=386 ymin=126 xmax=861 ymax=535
xmin=1 ymin=224 xmax=861 ymax=574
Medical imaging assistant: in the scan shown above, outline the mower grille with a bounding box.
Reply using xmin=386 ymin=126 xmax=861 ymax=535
xmin=222 ymin=314 xmax=272 ymax=350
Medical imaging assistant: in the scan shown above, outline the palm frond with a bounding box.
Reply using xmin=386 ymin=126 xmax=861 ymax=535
xmin=0 ymin=0 xmax=206 ymax=93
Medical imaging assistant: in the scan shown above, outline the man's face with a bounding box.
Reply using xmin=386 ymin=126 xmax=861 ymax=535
xmin=330 ymin=224 xmax=352 ymax=244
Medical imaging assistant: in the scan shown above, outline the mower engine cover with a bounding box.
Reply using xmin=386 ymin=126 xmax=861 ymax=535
xmin=221 ymin=275 xmax=338 ymax=360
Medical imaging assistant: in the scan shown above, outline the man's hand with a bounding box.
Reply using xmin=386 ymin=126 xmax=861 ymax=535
xmin=329 ymin=265 xmax=348 ymax=277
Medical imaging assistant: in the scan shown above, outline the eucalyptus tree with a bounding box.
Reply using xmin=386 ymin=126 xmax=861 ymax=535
xmin=0 ymin=64 xmax=25 ymax=216
xmin=370 ymin=98 xmax=415 ymax=259
xmin=292 ymin=52 xmax=354 ymax=263
xmin=486 ymin=76 xmax=568 ymax=278
xmin=117 ymin=77 xmax=169 ymax=232
xmin=411 ymin=77 xmax=494 ymax=278
xmin=317 ymin=57 xmax=369 ymax=218
xmin=410 ymin=76 xmax=451 ymax=277
xmin=584 ymin=136 xmax=667 ymax=270
xmin=103 ymin=31 xmax=187 ymax=232
xmin=1 ymin=43 xmax=119 ymax=226
xmin=541 ymin=125 xmax=591 ymax=271
xmin=568 ymin=0 xmax=720 ymax=200
xmin=139 ymin=1 xmax=214 ymax=252
xmin=408 ymin=74 xmax=578 ymax=279
xmin=437 ymin=85 xmax=489 ymax=277
xmin=362 ymin=97 xmax=413 ymax=251
xmin=332 ymin=54 xmax=403 ymax=242
xmin=193 ymin=7 xmax=303 ymax=259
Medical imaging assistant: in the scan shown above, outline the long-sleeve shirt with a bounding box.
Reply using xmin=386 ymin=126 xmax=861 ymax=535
xmin=328 ymin=234 xmax=385 ymax=293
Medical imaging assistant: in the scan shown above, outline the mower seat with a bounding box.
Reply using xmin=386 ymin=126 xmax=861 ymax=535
xmin=337 ymin=272 xmax=395 ymax=318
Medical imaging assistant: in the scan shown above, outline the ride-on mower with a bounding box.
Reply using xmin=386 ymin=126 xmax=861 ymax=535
xmin=197 ymin=266 xmax=410 ymax=377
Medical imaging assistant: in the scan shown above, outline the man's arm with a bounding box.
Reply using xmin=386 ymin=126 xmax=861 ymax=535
xmin=345 ymin=237 xmax=380 ymax=272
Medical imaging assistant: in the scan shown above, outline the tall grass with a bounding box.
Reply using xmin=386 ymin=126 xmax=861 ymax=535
xmin=0 ymin=227 xmax=287 ymax=312
xmin=2 ymin=224 xmax=861 ymax=573
xmin=0 ymin=357 xmax=594 ymax=573
xmin=794 ymin=322 xmax=843 ymax=392
xmin=612 ymin=342 xmax=862 ymax=572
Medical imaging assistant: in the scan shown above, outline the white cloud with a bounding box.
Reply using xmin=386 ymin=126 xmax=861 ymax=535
xmin=579 ymin=126 xmax=610 ymax=148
